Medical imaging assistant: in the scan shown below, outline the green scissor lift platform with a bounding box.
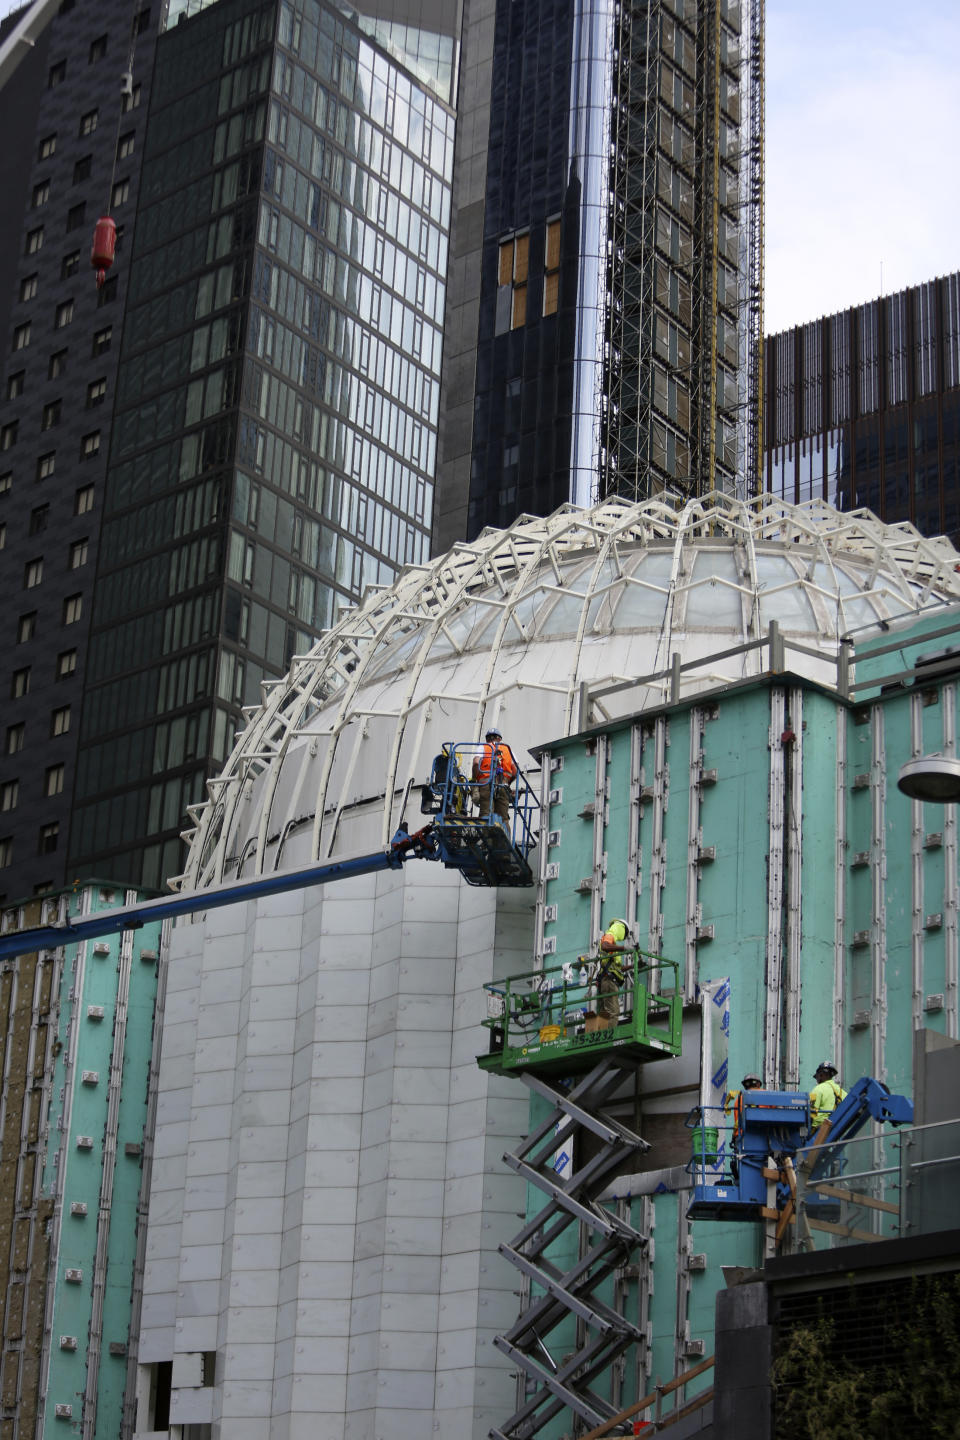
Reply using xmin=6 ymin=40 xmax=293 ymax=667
xmin=478 ymin=947 xmax=683 ymax=1077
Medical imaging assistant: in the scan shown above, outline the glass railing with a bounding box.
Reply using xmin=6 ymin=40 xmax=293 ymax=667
xmin=794 ymin=1118 xmax=960 ymax=1248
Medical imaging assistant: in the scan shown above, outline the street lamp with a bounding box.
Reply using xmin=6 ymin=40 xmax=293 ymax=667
xmin=897 ymin=754 xmax=960 ymax=803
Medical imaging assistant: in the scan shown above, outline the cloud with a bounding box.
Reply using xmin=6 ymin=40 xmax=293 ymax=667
xmin=765 ymin=2 xmax=960 ymax=332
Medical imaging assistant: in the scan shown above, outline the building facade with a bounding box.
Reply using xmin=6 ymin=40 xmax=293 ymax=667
xmin=132 ymin=495 xmax=960 ymax=1438
xmin=764 ymin=271 xmax=960 ymax=547
xmin=434 ymin=0 xmax=763 ymax=550
xmin=0 ymin=0 xmax=160 ymax=905
xmin=0 ymin=0 xmax=457 ymax=899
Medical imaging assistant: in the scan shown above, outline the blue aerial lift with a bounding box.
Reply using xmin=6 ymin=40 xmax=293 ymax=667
xmin=686 ymin=1076 xmax=914 ymax=1240
xmin=0 ymin=742 xmax=540 ymax=961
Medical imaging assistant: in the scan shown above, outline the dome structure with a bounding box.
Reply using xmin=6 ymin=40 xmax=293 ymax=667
xmin=179 ymin=493 xmax=960 ymax=888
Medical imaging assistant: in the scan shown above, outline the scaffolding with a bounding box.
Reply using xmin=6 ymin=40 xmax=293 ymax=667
xmin=601 ymin=0 xmax=763 ymax=502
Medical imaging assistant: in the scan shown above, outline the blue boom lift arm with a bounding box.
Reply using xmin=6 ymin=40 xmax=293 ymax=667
xmin=0 ymin=741 xmax=540 ymax=961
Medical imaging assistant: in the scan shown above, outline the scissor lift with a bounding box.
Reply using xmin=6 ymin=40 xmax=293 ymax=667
xmin=478 ymin=952 xmax=683 ymax=1437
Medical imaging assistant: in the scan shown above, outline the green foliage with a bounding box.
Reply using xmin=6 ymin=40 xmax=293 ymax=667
xmin=773 ymin=1275 xmax=960 ymax=1439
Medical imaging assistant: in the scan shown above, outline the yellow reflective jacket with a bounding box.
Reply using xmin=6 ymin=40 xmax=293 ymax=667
xmin=809 ymin=1078 xmax=846 ymax=1127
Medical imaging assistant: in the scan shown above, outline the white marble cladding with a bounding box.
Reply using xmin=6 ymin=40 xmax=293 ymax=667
xmin=137 ymin=863 xmax=532 ymax=1440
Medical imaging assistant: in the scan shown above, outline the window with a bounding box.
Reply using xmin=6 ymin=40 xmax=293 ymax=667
xmin=13 ymin=322 xmax=31 ymax=351
xmin=66 ymin=202 xmax=86 ymax=231
xmin=26 ymin=227 xmax=43 ymax=255
xmin=73 ymin=155 xmax=92 ymax=184
xmin=117 ymin=131 xmax=135 ymax=159
xmin=0 ymin=473 xmax=10 ymax=496
xmin=79 ymin=108 xmax=98 ymax=136
xmin=48 ymin=60 xmax=66 ymax=87
xmin=5 ymin=724 xmax=24 ymax=755
xmin=29 ymin=505 xmax=48 ymax=535
xmin=87 ymin=377 xmax=106 ymax=406
xmin=111 ymin=178 xmax=129 ymax=207
xmin=24 ymin=558 xmax=43 ymax=588
xmin=45 ymin=764 xmax=65 ymax=796
xmin=38 ymin=822 xmax=59 ymax=854
xmin=20 ymin=274 xmax=38 ymax=302
xmin=0 ymin=781 xmax=18 ymax=812
xmin=51 ymin=706 xmax=70 ymax=736
xmin=49 ymin=350 xmax=67 ymax=379
xmin=37 ymin=453 xmax=56 ymax=481
xmin=1 ymin=421 xmax=17 ymax=450
xmin=32 ymin=180 xmax=50 ymax=208
xmin=12 ymin=667 xmax=30 ymax=698
xmin=498 ymin=233 xmax=529 ymax=330
xmin=61 ymin=250 xmax=80 ymax=279
xmin=0 ymin=838 xmax=10 ymax=869
xmin=55 ymin=650 xmax=76 ymax=679
xmin=17 ymin=614 xmax=35 ymax=643
xmin=92 ymin=327 xmax=112 ymax=356
xmin=97 ymin=275 xmax=117 ymax=306
xmin=7 ymin=372 xmax=24 ymax=400
xmin=39 ymin=133 xmax=56 ymax=159
xmin=134 ymin=6 xmax=150 ymax=33
xmin=81 ymin=431 xmax=100 ymax=459
xmin=41 ymin=400 xmax=61 ymax=430
xmin=55 ymin=300 xmax=74 ymax=328
xmin=63 ymin=594 xmax=82 ymax=625
xmin=0 ymin=521 xmax=4 ymax=549
xmin=121 ymin=83 xmax=141 ymax=113
xmin=75 ymin=484 xmax=94 ymax=514
xmin=69 ymin=538 xmax=88 ymax=568
xmin=88 ymin=34 xmax=107 ymax=62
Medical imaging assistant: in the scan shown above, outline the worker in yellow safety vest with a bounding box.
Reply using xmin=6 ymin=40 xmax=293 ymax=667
xmin=472 ymin=729 xmax=518 ymax=822
xmin=809 ymin=1062 xmax=847 ymax=1128
xmin=593 ymin=917 xmax=629 ymax=1027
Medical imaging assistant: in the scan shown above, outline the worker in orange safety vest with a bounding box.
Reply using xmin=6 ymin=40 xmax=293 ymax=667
xmin=472 ymin=729 xmax=518 ymax=823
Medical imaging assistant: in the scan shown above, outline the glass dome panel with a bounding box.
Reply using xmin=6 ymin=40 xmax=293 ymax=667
xmin=540 ymin=558 xmax=618 ymax=637
xmin=755 ymin=553 xmax=817 ymax=630
xmin=683 ymin=550 xmax=746 ymax=627
xmin=604 ymin=551 xmax=675 ymax=630
xmin=833 ymin=564 xmax=884 ymax=629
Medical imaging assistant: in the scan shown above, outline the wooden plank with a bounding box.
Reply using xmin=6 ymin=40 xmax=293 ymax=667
xmin=808 ymin=1183 xmax=898 ymax=1215
xmin=578 ymin=1357 xmax=715 ymax=1439
xmin=807 ymin=1217 xmax=883 ymax=1243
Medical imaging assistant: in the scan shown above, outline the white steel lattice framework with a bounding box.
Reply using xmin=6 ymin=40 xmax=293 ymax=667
xmin=178 ymin=493 xmax=960 ymax=888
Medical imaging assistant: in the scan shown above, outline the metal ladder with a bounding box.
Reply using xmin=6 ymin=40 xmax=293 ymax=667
xmin=491 ymin=1056 xmax=651 ymax=1439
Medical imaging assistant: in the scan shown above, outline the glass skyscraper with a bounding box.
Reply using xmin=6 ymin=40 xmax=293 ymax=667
xmin=0 ymin=0 xmax=457 ymax=897
xmin=434 ymin=0 xmax=763 ymax=550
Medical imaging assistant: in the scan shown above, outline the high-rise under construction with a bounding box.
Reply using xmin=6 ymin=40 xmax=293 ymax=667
xmin=434 ymin=0 xmax=764 ymax=550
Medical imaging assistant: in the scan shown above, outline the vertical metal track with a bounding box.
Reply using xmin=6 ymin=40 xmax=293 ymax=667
xmin=122 ymin=918 xmax=171 ymax=1439
xmin=626 ymin=723 xmax=644 ymax=935
xmin=534 ymin=753 xmax=553 ymax=969
xmin=783 ymin=688 xmax=803 ymax=1088
xmin=763 ymin=689 xmax=786 ymax=1083
xmin=647 ymin=719 xmax=668 ymax=966
xmin=83 ymin=893 xmax=136 ymax=1439
xmin=943 ymin=683 xmax=958 ymax=1038
xmin=685 ymin=709 xmax=705 ymax=1005
xmin=591 ymin=737 xmax=610 ymax=938
xmin=673 ymin=1194 xmax=692 ymax=1377
xmin=871 ymin=709 xmax=888 ymax=1081
xmin=910 ymin=693 xmax=925 ymax=1032
xmin=833 ymin=710 xmax=847 ymax=1067
xmin=631 ymin=1196 xmax=654 ymax=1402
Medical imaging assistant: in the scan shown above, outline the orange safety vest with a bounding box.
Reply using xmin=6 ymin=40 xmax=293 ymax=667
xmin=475 ymin=742 xmax=517 ymax=783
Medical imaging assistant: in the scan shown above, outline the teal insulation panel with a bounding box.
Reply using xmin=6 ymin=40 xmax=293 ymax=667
xmin=42 ymin=887 xmax=160 ymax=1439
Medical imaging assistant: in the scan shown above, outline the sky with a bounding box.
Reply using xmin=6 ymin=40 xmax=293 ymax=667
xmin=765 ymin=0 xmax=960 ymax=334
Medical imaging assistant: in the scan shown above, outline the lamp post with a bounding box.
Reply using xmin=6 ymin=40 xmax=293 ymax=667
xmin=897 ymin=754 xmax=960 ymax=804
